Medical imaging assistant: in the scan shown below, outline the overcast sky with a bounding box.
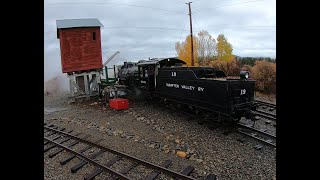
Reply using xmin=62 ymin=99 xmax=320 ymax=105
xmin=44 ymin=0 xmax=276 ymax=81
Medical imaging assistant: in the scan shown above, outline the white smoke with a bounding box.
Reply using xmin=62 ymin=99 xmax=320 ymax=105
xmin=44 ymin=74 xmax=69 ymax=96
xmin=44 ymin=36 xmax=69 ymax=96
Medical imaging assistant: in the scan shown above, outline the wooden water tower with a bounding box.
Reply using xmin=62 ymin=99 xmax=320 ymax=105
xmin=56 ymin=18 xmax=104 ymax=98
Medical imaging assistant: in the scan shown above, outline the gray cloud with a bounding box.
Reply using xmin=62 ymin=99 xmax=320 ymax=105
xmin=45 ymin=0 xmax=275 ymax=83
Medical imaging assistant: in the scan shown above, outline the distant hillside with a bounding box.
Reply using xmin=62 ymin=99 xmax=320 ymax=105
xmin=234 ymin=55 xmax=276 ymax=66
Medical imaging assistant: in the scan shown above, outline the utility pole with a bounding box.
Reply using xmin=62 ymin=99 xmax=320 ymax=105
xmin=186 ymin=2 xmax=194 ymax=66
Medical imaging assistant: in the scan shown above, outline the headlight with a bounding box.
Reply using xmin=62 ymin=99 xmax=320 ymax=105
xmin=240 ymin=71 xmax=249 ymax=80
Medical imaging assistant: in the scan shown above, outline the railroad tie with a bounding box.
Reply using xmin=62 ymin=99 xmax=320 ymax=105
xmin=43 ymin=126 xmax=58 ymax=137
xmin=60 ymin=139 xmax=103 ymax=165
xmin=44 ymin=125 xmax=57 ymax=133
xmin=46 ymin=126 xmax=65 ymax=136
xmin=265 ymin=139 xmax=273 ymax=143
xmin=71 ymin=149 xmax=105 ymax=173
xmin=180 ymin=165 xmax=194 ymax=176
xmin=84 ymin=156 xmax=122 ymax=180
xmin=104 ymin=162 xmax=139 ymax=180
xmin=109 ymin=161 xmax=139 ymax=180
xmin=45 ymin=127 xmax=59 ymax=136
xmin=49 ymin=129 xmax=72 ymax=141
xmin=145 ymin=160 xmax=172 ymax=180
xmin=44 ymin=143 xmax=58 ymax=153
xmin=44 ymin=128 xmax=69 ymax=152
xmin=48 ymin=133 xmax=84 ymax=158
xmin=44 ymin=141 xmax=50 ymax=145
xmin=260 ymin=129 xmax=267 ymax=132
xmin=44 ymin=130 xmax=73 ymax=153
xmin=171 ymin=165 xmax=195 ymax=180
xmin=254 ymin=111 xmax=276 ymax=121
xmin=253 ymin=145 xmax=263 ymax=150
xmin=52 ymin=130 xmax=73 ymax=141
xmin=204 ymin=174 xmax=217 ymax=180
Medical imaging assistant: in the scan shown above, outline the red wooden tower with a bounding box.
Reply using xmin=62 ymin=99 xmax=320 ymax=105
xmin=56 ymin=18 xmax=104 ymax=98
xmin=56 ymin=18 xmax=104 ymax=73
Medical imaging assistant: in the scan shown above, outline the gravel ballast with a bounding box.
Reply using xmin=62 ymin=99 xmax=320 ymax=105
xmin=44 ymin=94 xmax=276 ymax=180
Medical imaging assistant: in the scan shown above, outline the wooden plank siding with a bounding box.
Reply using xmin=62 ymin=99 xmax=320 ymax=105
xmin=58 ymin=27 xmax=103 ymax=73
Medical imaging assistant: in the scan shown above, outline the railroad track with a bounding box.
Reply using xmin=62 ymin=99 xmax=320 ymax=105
xmin=252 ymin=111 xmax=276 ymax=121
xmin=44 ymin=124 xmax=217 ymax=180
xmin=131 ymin=100 xmax=277 ymax=149
xmin=253 ymin=100 xmax=276 ymax=122
xmin=236 ymin=122 xmax=276 ymax=147
xmin=255 ymin=100 xmax=276 ymax=108
xmin=145 ymin=100 xmax=277 ymax=147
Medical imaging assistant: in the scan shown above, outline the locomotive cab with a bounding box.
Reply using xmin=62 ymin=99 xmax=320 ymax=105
xmin=137 ymin=58 xmax=187 ymax=91
xmin=138 ymin=64 xmax=157 ymax=91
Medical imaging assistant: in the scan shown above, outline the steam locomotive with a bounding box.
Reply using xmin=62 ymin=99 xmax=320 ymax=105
xmin=116 ymin=57 xmax=257 ymax=122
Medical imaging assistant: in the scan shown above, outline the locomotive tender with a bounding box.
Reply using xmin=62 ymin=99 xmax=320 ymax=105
xmin=118 ymin=57 xmax=256 ymax=122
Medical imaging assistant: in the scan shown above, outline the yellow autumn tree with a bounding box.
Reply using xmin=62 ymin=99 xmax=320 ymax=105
xmin=175 ymin=35 xmax=198 ymax=66
xmin=216 ymin=34 xmax=234 ymax=62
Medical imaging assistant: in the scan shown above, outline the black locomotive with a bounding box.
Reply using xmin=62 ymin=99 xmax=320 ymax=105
xmin=117 ymin=57 xmax=256 ymax=122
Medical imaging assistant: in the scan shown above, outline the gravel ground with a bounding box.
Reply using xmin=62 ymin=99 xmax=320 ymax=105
xmin=255 ymin=92 xmax=276 ymax=104
xmin=44 ymin=94 xmax=276 ymax=180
